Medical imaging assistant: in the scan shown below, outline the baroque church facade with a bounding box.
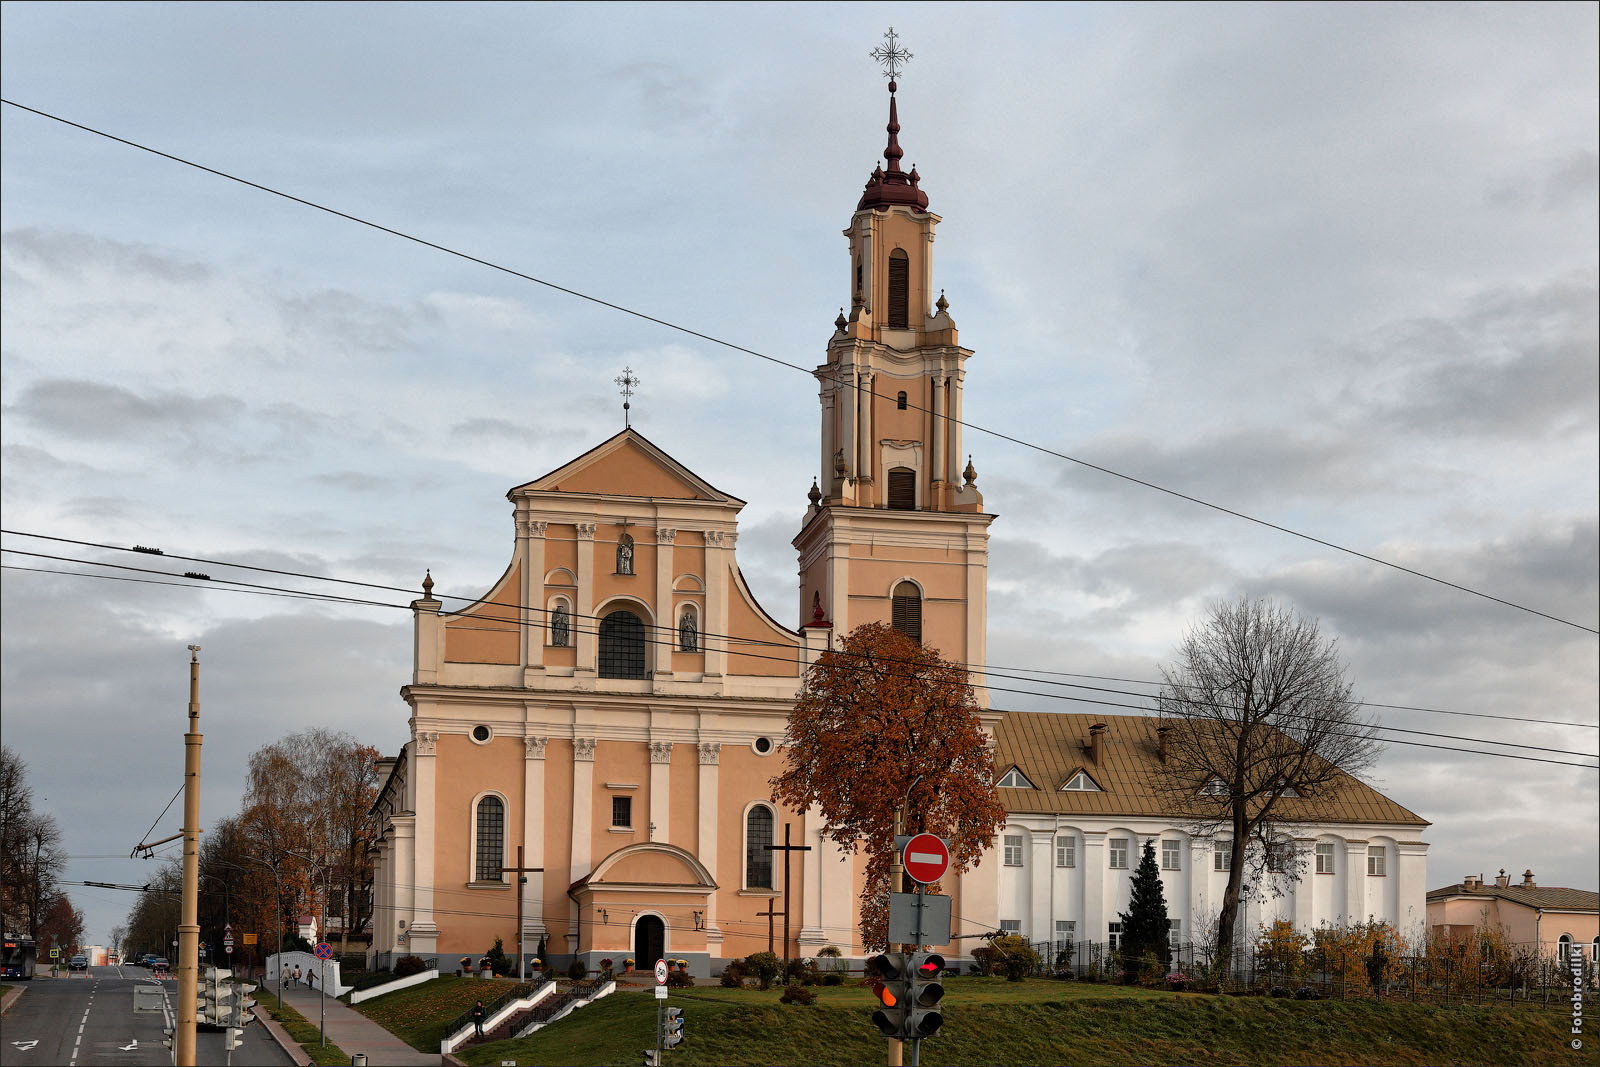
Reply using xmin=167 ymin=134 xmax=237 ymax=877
xmin=368 ymin=79 xmax=1428 ymax=975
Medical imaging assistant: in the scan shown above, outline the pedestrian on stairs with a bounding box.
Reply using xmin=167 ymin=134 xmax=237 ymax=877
xmin=472 ymin=999 xmax=486 ymax=1038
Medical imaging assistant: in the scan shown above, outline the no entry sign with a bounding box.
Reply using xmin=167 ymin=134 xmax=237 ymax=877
xmin=902 ymin=833 xmax=950 ymax=884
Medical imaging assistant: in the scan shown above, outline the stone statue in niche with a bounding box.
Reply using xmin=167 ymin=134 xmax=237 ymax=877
xmin=616 ymin=533 xmax=634 ymax=575
xmin=550 ymin=603 xmax=570 ymax=647
xmin=679 ymin=609 xmax=698 ymax=652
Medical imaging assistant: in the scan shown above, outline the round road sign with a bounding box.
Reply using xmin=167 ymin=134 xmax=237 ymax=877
xmin=902 ymin=833 xmax=950 ymax=884
xmin=654 ymin=958 xmax=668 ymax=985
xmin=313 ymin=941 xmax=334 ymax=960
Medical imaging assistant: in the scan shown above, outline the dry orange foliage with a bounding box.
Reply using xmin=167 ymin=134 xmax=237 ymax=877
xmin=770 ymin=623 xmax=1005 ymax=949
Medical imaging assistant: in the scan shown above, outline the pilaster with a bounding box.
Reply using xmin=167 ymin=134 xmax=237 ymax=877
xmin=520 ymin=519 xmax=548 ymax=682
xmin=649 ymin=741 xmax=673 ymax=843
xmin=523 ymin=736 xmax=548 ymax=939
xmin=575 ymin=524 xmax=597 ymax=677
xmin=696 ymin=741 xmax=721 ymax=946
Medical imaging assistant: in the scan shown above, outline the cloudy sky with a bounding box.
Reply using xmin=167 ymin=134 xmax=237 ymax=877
xmin=2 ymin=3 xmax=1595 ymax=945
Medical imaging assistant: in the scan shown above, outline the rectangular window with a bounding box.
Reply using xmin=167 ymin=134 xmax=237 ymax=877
xmin=1108 ymin=922 xmax=1122 ymax=952
xmin=1161 ymin=840 xmax=1181 ymax=870
xmin=1109 ymin=838 xmax=1129 ymax=869
xmin=1214 ymin=841 xmax=1232 ymax=872
xmin=999 ymin=920 xmax=1022 ymax=936
xmin=1367 ymin=846 xmax=1386 ymax=877
xmin=1266 ymin=846 xmax=1286 ymax=873
xmin=1055 ymin=920 xmax=1076 ymax=942
xmin=1168 ymin=919 xmax=1181 ymax=951
xmin=1315 ymin=842 xmax=1335 ymax=874
xmin=611 ymin=796 xmax=632 ymax=829
xmin=1003 ymin=835 xmax=1024 ymax=867
xmin=1055 ymin=836 xmax=1075 ymax=868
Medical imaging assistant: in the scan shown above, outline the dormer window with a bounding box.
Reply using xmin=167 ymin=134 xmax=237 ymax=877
xmin=896 ymin=390 xmax=908 ymax=410
xmin=1200 ymin=778 xmax=1227 ymax=797
xmin=997 ymin=767 xmax=1035 ymax=789
xmin=1274 ymin=778 xmax=1299 ymax=797
xmin=1061 ymin=770 xmax=1101 ymax=792
xmin=887 ymin=249 xmax=909 ymax=328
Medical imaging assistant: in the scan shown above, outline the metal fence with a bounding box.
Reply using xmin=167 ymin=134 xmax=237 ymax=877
xmin=1014 ymin=939 xmax=1597 ymax=1010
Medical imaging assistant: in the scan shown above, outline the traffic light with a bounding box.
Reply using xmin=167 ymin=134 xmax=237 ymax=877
xmin=161 ymin=1027 xmax=174 ymax=1050
xmin=869 ymin=952 xmax=912 ymax=1038
xmin=198 ymin=966 xmax=235 ymax=1026
xmin=663 ymin=1006 xmax=685 ymax=1049
xmin=225 ymin=1027 xmax=245 ymax=1051
xmin=908 ymin=953 xmax=946 ymax=1038
xmin=643 ymin=1050 xmax=659 ymax=1066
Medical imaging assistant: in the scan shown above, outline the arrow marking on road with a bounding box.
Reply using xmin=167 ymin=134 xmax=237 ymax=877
xmin=11 ymin=1040 xmax=39 ymax=1050
xmin=120 ymin=1039 xmax=139 ymax=1050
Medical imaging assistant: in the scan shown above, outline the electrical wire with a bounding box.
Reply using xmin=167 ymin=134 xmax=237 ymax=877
xmin=1 ymin=99 xmax=1592 ymax=636
xmin=4 ymin=547 xmax=1595 ymax=767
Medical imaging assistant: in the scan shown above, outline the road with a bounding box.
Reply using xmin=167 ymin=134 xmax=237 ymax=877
xmin=1 ymin=965 xmax=296 ymax=1067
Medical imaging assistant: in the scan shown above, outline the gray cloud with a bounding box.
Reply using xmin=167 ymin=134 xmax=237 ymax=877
xmin=6 ymin=378 xmax=242 ymax=443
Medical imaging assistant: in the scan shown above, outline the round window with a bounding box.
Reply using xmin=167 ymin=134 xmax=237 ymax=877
xmin=753 ymin=736 xmax=774 ymax=755
xmin=471 ymin=725 xmax=492 ymax=744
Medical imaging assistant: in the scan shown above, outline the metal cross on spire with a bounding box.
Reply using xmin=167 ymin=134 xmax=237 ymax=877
xmin=870 ymin=27 xmax=913 ymax=80
xmin=614 ymin=366 xmax=640 ymax=428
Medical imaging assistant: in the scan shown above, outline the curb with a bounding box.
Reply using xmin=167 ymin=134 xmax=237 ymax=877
xmin=1 ymin=985 xmax=23 ymax=1016
xmin=253 ymin=1007 xmax=314 ymax=1066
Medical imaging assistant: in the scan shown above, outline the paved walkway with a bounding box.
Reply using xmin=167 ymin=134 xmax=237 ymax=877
xmin=277 ymin=980 xmax=439 ymax=1066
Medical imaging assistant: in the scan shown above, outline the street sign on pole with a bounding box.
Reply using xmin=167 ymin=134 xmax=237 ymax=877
xmin=313 ymin=942 xmax=334 ymax=960
xmin=901 ymin=834 xmax=950 ymax=885
xmin=654 ymin=958 xmax=668 ymax=985
xmin=888 ymin=892 xmax=952 ymax=946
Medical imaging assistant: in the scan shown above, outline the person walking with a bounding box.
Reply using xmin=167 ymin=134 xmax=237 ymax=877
xmin=471 ymin=999 xmax=486 ymax=1038
xmin=292 ymin=964 xmax=302 ymax=988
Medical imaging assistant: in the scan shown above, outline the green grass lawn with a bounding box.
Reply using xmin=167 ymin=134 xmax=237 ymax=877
xmin=452 ymin=977 xmax=1588 ymax=1067
xmin=351 ymin=973 xmax=530 ymax=1051
xmin=258 ymin=997 xmax=353 ymax=1067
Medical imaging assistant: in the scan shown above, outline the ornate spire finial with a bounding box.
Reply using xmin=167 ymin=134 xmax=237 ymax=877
xmin=808 ymin=478 xmax=822 ymax=506
xmin=614 ymin=366 xmax=640 ymax=428
xmin=422 ymin=569 xmax=435 ymax=598
xmin=834 ymin=308 xmax=848 ymax=332
xmin=870 ymin=27 xmax=913 ymax=80
xmin=963 ymin=455 xmax=977 ymax=487
xmin=936 ymin=290 xmax=949 ymax=314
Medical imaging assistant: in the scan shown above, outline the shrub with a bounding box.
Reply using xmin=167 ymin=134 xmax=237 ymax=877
xmin=393 ymin=955 xmax=427 ymax=978
xmin=822 ymin=972 xmax=843 ymax=986
xmin=779 ymin=983 xmax=816 ymax=1005
xmin=567 ymin=956 xmax=589 ymax=981
xmin=720 ymin=961 xmax=746 ymax=988
xmin=486 ymin=938 xmax=512 ymax=977
xmin=1166 ymin=972 xmax=1191 ymax=992
xmin=817 ymin=945 xmax=842 ymax=958
xmin=1080 ymin=970 xmax=1100 ymax=983
xmin=970 ymin=945 xmax=996 ymax=976
xmin=666 ymin=970 xmax=693 ymax=988
xmin=991 ymin=935 xmax=1041 ymax=982
xmin=1270 ymin=985 xmax=1290 ymax=998
xmin=744 ymin=952 xmax=783 ymax=990
xmin=1294 ymin=986 xmax=1318 ymax=1000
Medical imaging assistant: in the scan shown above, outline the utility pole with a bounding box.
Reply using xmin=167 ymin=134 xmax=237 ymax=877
xmin=176 ymin=645 xmax=204 ymax=1067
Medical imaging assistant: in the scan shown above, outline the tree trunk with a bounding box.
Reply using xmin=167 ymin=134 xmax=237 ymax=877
xmin=1215 ymin=810 xmax=1250 ymax=971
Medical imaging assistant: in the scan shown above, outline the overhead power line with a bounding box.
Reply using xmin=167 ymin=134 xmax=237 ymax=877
xmin=4 ymin=545 xmax=1595 ymax=768
xmin=1 ymin=99 xmax=1592 ymax=637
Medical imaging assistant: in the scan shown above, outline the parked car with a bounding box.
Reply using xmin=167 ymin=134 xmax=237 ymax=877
xmin=68 ymin=954 xmax=88 ymax=972
xmin=150 ymin=957 xmax=170 ymax=975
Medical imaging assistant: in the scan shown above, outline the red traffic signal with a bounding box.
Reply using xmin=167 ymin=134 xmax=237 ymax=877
xmin=917 ymin=954 xmax=945 ymax=977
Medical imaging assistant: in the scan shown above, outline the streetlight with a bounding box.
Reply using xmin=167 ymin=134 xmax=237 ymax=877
xmin=283 ymin=848 xmax=333 ymax=1048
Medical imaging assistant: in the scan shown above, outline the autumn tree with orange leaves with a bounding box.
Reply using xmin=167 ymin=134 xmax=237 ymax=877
xmin=771 ymin=623 xmax=1005 ymax=950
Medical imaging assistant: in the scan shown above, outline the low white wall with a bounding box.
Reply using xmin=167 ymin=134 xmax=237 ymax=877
xmin=266 ymin=951 xmax=352 ymax=997
xmin=348 ymin=968 xmax=439 ymax=1004
xmin=513 ymin=980 xmax=616 ymax=1039
xmin=440 ymin=979 xmax=558 ymax=1054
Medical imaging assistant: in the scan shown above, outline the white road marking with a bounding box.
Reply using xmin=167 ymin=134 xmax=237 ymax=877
xmin=11 ymin=1040 xmax=40 ymax=1051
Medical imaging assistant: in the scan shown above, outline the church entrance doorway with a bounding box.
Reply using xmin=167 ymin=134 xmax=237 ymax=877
xmin=634 ymin=915 xmax=665 ymax=969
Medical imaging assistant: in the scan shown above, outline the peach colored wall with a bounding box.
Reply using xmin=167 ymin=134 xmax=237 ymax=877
xmin=545 ymin=525 xmax=578 ymax=580
xmin=873 ymin=213 xmax=932 ymax=331
xmin=712 ymin=746 xmax=810 ymax=958
xmin=874 ymin=378 xmax=929 ymax=452
xmin=725 ymin=582 xmax=799 ymax=676
xmin=1428 ymin=897 xmax=1599 ymax=959
xmin=541 ymin=739 xmax=575 ymax=942
xmin=670 ymin=745 xmax=698 ymax=848
xmin=593 ymin=522 xmax=657 ymax=610
xmin=593 ymin=742 xmax=649 ymax=859
xmin=443 ymin=562 xmax=521 ymax=663
xmin=433 ymin=733 xmax=525 ymax=953
xmin=556 ymin=441 xmax=705 ymax=498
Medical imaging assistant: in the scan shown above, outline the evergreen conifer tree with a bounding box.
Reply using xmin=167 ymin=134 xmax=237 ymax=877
xmin=1117 ymin=838 xmax=1172 ymax=971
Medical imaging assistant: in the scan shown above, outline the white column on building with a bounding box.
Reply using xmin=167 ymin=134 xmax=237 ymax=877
xmin=575 ymin=523 xmax=597 ymax=675
xmin=568 ymin=736 xmax=596 ymax=954
xmin=655 ymin=529 xmax=676 ymax=678
xmin=521 ymin=519 xmax=547 ymax=681
xmin=649 ymin=741 xmax=673 ymax=844
xmin=859 ymin=371 xmax=874 ymax=486
xmin=523 ymin=736 xmax=548 ymax=941
xmin=1030 ymin=829 xmax=1052 ymax=945
xmin=950 ymin=367 xmax=964 ymax=481
xmin=371 ymin=836 xmax=391 ymax=957
xmin=1188 ymin=837 xmax=1210 ymax=946
xmin=703 ymin=531 xmax=729 ymax=678
xmin=696 ymin=741 xmax=722 ymax=953
xmin=1293 ymin=840 xmax=1315 ymax=931
xmin=1081 ymin=831 xmax=1106 ymax=943
xmin=408 ymin=731 xmax=439 ymax=952
xmin=859 ymin=221 xmax=874 ymax=315
xmin=931 ymin=373 xmax=946 ymax=485
xmin=1396 ymin=841 xmax=1428 ymax=932
xmin=390 ymin=816 xmax=415 ymax=954
xmin=1344 ymin=840 xmax=1367 ymax=926
xmin=819 ymin=386 xmax=836 ymax=493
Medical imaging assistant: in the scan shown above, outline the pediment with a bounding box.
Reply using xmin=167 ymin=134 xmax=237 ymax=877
xmin=511 ymin=429 xmax=744 ymax=505
xmin=582 ymin=842 xmax=717 ymax=889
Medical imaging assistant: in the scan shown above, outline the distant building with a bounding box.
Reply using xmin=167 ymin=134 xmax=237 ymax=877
xmin=1427 ymin=869 xmax=1598 ymax=963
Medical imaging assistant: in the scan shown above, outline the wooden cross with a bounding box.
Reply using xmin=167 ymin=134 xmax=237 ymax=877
xmin=764 ymin=822 xmax=813 ymax=964
xmin=756 ymin=904 xmax=781 ymax=956
xmin=500 ymin=845 xmax=545 ymax=981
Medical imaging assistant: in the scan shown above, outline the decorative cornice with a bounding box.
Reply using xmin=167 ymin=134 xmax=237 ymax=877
xmin=573 ymin=736 xmax=597 ymax=761
xmin=698 ymin=742 xmax=722 ymax=766
xmin=524 ymin=736 xmax=548 ymax=760
xmin=649 ymin=741 xmax=674 ymax=765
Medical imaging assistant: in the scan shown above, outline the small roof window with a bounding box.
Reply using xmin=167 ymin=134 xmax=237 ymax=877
xmin=1200 ymin=778 xmax=1228 ymax=797
xmin=997 ymin=767 xmax=1035 ymax=790
xmin=1061 ymin=770 xmax=1101 ymax=792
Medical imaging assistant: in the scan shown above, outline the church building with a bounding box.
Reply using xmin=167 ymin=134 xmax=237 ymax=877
xmin=368 ymin=71 xmax=1428 ymax=976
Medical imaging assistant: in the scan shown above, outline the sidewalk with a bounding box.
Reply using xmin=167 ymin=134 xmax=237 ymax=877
xmin=277 ymin=980 xmax=439 ymax=1066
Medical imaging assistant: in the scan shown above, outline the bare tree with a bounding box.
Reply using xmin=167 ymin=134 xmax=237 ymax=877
xmin=1152 ymin=597 xmax=1379 ymax=964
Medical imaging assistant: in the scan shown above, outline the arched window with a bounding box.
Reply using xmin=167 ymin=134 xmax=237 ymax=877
xmin=896 ymin=390 xmax=908 ymax=410
xmin=474 ymin=795 xmax=505 ymax=882
xmin=616 ymin=531 xmax=635 ymax=575
xmin=745 ymin=806 xmax=774 ymax=889
xmin=887 ymin=249 xmax=909 ymax=328
xmin=598 ymin=609 xmax=646 ymax=679
xmin=887 ymin=467 xmax=916 ymax=510
xmin=549 ymin=600 xmax=571 ymax=648
xmin=678 ymin=607 xmax=698 ymax=652
xmin=1558 ymin=933 xmax=1574 ymax=965
xmin=892 ymin=580 xmax=921 ymax=643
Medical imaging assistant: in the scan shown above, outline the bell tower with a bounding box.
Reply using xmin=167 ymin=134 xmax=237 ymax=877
xmin=793 ymin=49 xmax=995 ymax=694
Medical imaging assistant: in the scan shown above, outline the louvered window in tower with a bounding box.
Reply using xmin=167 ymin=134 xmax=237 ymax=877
xmin=891 ymin=580 xmax=922 ymax=644
xmin=887 ymin=467 xmax=916 ymax=510
xmin=887 ymin=249 xmax=909 ymax=328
